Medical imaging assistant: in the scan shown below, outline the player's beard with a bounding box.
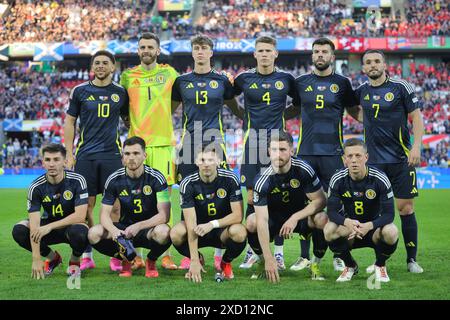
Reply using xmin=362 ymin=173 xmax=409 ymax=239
xmin=140 ymin=53 xmax=157 ymax=66
xmin=313 ymin=60 xmax=331 ymax=71
xmin=95 ymin=73 xmax=110 ymax=81
xmin=367 ymin=69 xmax=384 ymax=80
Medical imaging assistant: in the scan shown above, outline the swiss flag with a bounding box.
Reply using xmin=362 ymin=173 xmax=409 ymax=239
xmin=337 ymin=37 xmax=366 ymax=52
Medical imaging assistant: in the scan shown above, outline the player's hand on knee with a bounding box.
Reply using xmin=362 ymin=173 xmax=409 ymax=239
xmin=124 ymin=225 xmax=140 ymax=238
xmin=112 ymin=229 xmax=125 ymax=240
xmin=194 ymin=223 xmax=213 ymax=237
xmin=279 ymin=218 xmax=297 ymax=239
xmin=31 ymin=259 xmax=45 ymax=280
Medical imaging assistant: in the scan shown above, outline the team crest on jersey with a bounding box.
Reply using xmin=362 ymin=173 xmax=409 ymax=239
xmin=143 ymin=185 xmax=152 ymax=195
xmin=317 ymin=86 xmax=327 ymax=91
xmin=111 ymin=94 xmax=120 ymax=102
xmin=209 ymin=80 xmax=218 ymax=89
xmin=63 ymin=190 xmax=73 ymax=201
xmin=330 ymin=84 xmax=339 ymax=93
xmin=365 ymin=189 xmax=376 ymax=199
xmin=177 ymin=173 xmax=183 ymax=183
xmin=275 ymin=81 xmax=284 ymax=90
xmin=241 ymin=175 xmax=246 ymax=183
xmin=384 ymin=92 xmax=394 ymax=102
xmin=217 ymin=188 xmax=227 ymax=199
xmin=157 ymin=75 xmax=165 ymax=83
xmin=290 ymin=179 xmax=300 ymax=189
xmin=253 ymin=191 xmax=259 ymax=203
xmin=262 ymin=83 xmax=271 ymax=89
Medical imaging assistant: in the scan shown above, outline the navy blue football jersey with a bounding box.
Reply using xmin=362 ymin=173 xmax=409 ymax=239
xmin=234 ymin=68 xmax=298 ymax=143
xmin=179 ymin=169 xmax=242 ymax=224
xmin=67 ymin=81 xmax=129 ymax=160
xmin=355 ymin=77 xmax=420 ymax=164
xmin=172 ymin=70 xmax=234 ymax=144
xmin=296 ymin=72 xmax=358 ymax=156
xmin=253 ymin=158 xmax=322 ymax=224
xmin=27 ymin=170 xmax=89 ymax=221
xmin=102 ymin=165 xmax=168 ymax=225
xmin=327 ymin=167 xmax=395 ymax=229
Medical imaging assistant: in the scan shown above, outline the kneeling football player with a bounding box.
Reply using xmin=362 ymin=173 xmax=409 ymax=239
xmin=170 ymin=143 xmax=246 ymax=283
xmin=324 ymin=138 xmax=399 ymax=283
xmin=88 ymin=137 xmax=171 ymax=278
xmin=249 ymin=131 xmax=328 ymax=283
xmin=12 ymin=144 xmax=89 ymax=279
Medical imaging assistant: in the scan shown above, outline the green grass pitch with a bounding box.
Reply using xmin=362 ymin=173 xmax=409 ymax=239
xmin=0 ymin=188 xmax=449 ymax=300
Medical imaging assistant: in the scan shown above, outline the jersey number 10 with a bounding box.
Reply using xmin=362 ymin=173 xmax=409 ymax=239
xmin=98 ymin=103 xmax=110 ymax=118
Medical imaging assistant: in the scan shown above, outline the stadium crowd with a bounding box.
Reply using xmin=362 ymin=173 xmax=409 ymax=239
xmin=1 ymin=57 xmax=449 ymax=169
xmin=0 ymin=0 xmax=448 ymax=43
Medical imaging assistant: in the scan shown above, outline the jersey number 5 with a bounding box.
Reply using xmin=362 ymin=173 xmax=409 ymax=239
xmin=316 ymin=95 xmax=324 ymax=109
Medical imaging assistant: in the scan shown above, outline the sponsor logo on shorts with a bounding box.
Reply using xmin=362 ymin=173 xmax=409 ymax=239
xmin=80 ymin=193 xmax=89 ymax=199
xmin=63 ymin=190 xmax=73 ymax=200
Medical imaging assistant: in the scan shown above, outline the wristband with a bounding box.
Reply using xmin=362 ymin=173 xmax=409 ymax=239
xmin=210 ymin=220 xmax=220 ymax=229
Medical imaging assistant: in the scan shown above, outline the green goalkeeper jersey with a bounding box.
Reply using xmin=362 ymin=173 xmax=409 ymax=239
xmin=120 ymin=64 xmax=178 ymax=147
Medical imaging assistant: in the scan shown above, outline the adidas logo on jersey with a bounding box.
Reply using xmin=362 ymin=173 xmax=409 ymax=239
xmin=195 ymin=194 xmax=204 ymax=200
xmin=305 ymin=85 xmax=313 ymax=92
xmin=87 ymin=95 xmax=95 ymax=101
xmin=120 ymin=190 xmax=129 ymax=196
xmin=271 ymin=187 xmax=281 ymax=194
xmin=132 ymin=79 xmax=140 ymax=86
xmin=364 ymin=94 xmax=370 ymax=101
xmin=249 ymin=83 xmax=258 ymax=89
xmin=43 ymin=196 xmax=52 ymax=203
xmin=186 ymin=83 xmax=194 ymax=89
xmin=342 ymin=191 xmax=352 ymax=198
